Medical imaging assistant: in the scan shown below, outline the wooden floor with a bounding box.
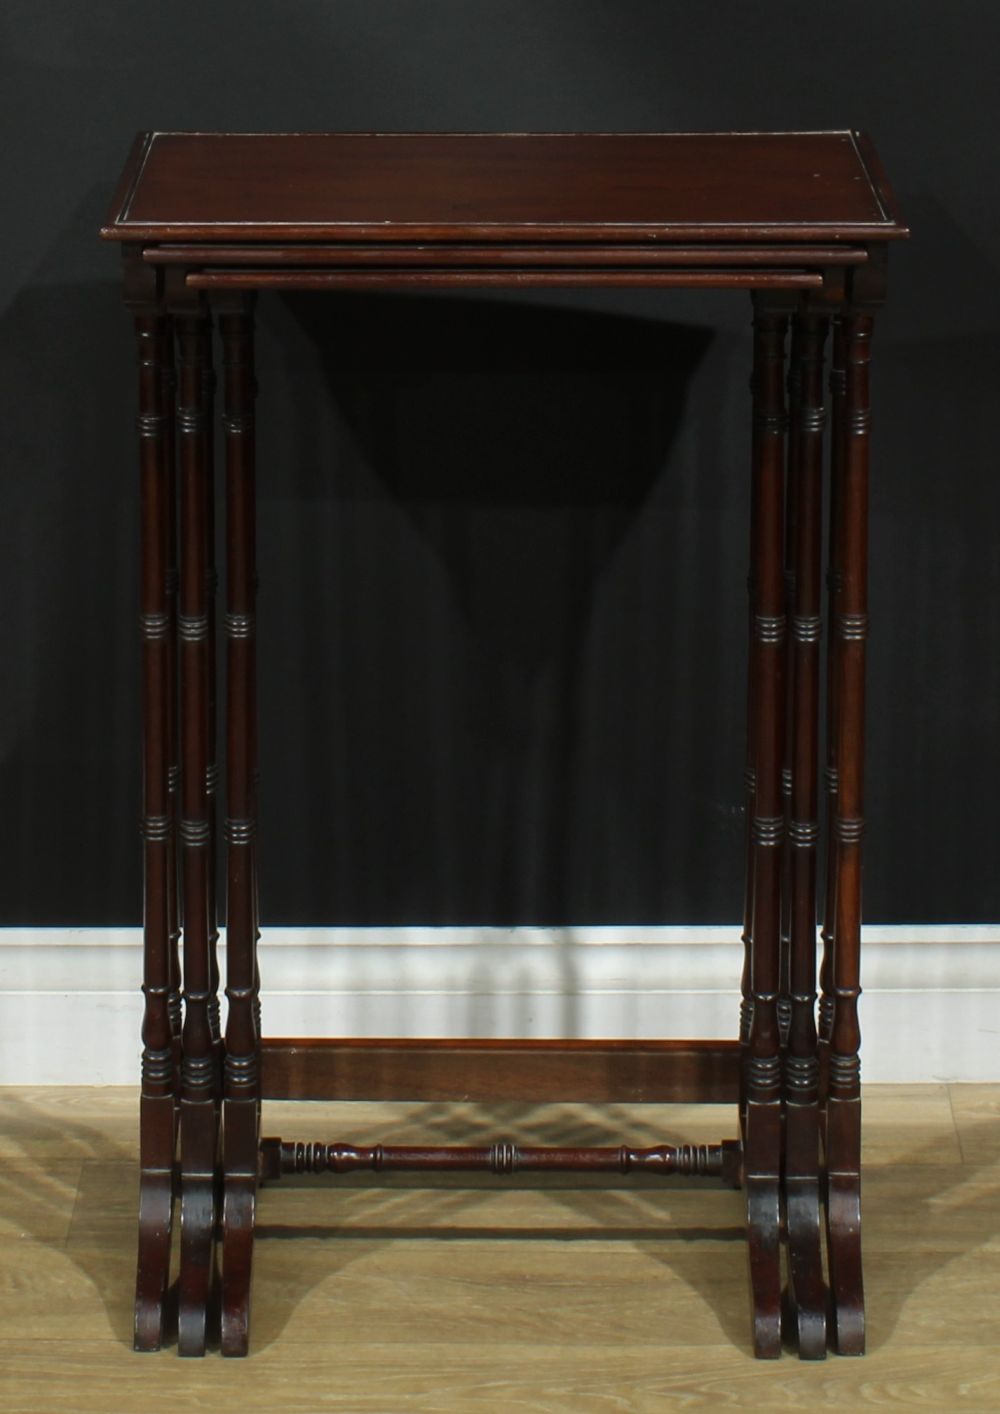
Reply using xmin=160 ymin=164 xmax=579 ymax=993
xmin=1 ymin=1086 xmax=1000 ymax=1410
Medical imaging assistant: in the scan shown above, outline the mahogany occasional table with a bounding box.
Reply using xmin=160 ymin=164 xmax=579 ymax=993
xmin=100 ymin=130 xmax=907 ymax=1360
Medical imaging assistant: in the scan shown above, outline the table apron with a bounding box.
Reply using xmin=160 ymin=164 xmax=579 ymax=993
xmin=186 ymin=268 xmax=826 ymax=291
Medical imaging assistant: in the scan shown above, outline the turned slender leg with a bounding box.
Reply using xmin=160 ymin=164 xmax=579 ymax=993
xmin=744 ymin=298 xmax=788 ymax=1359
xmin=126 ymin=254 xmax=177 ymax=1352
xmin=218 ymin=293 xmax=260 ymax=1358
xmin=825 ymin=313 xmax=872 ymax=1356
xmin=778 ymin=319 xmax=801 ymax=1057
xmin=739 ymin=521 xmax=757 ymax=1131
xmin=172 ymin=289 xmax=220 ymax=1357
xmin=251 ymin=438 xmax=262 ymax=1121
xmin=203 ymin=329 xmax=224 ymax=1333
xmin=819 ymin=318 xmax=846 ymax=1108
xmin=204 ymin=329 xmax=223 ymax=1104
xmin=162 ymin=325 xmax=183 ymax=1092
xmin=783 ymin=312 xmax=829 ymax=1359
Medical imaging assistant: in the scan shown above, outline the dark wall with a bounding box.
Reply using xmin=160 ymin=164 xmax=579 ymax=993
xmin=1 ymin=0 xmax=997 ymax=925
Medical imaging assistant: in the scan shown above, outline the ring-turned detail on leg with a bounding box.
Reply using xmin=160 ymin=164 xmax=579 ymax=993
xmin=739 ymin=516 xmax=757 ymax=1135
xmin=825 ymin=313 xmax=872 ymax=1356
xmin=743 ymin=297 xmax=788 ymax=1360
xmin=778 ymin=316 xmax=801 ymax=1063
xmin=125 ymin=252 xmax=178 ymax=1353
xmin=202 ymin=323 xmax=223 ymax=1110
xmin=161 ymin=322 xmax=183 ymax=1103
xmin=782 ymin=311 xmax=829 ymax=1359
xmin=171 ymin=276 xmax=221 ymax=1357
xmin=217 ymin=292 xmax=260 ymax=1358
xmin=818 ymin=316 xmax=847 ymax=1117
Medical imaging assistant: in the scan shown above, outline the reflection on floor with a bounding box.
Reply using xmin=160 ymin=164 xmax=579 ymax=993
xmin=1 ymin=1085 xmax=1000 ymax=1409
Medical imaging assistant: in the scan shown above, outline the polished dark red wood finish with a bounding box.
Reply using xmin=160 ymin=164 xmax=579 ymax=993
xmin=783 ymin=312 xmax=830 ymax=1359
xmin=172 ymin=282 xmax=219 ymax=1358
xmin=105 ymin=131 xmax=904 ymax=1362
xmin=145 ymin=242 xmax=869 ymax=267
xmin=825 ymin=312 xmax=874 ymax=1356
xmin=128 ymin=267 xmax=178 ymax=1353
xmin=216 ymin=292 xmax=261 ymax=1359
xmin=104 ymin=131 xmax=906 ymax=244
xmin=744 ymin=302 xmax=789 ymax=1358
xmin=259 ymin=1037 xmax=741 ymax=1104
xmin=260 ymin=1136 xmax=742 ymax=1182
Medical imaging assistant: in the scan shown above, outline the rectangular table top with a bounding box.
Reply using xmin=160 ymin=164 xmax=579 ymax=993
xmin=102 ymin=131 xmax=907 ymax=245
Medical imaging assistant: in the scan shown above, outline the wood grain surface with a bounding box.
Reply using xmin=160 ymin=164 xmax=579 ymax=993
xmin=1 ymin=1084 xmax=999 ymax=1410
xmin=101 ymin=131 xmax=909 ymax=243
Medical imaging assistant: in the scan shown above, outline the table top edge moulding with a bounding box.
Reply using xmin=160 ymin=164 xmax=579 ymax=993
xmin=100 ymin=129 xmax=909 ymax=245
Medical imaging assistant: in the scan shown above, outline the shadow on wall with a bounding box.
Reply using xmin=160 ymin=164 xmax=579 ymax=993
xmin=0 ymin=276 xmax=141 ymax=925
xmin=258 ymin=291 xmax=746 ymax=925
xmin=4 ymin=206 xmax=997 ymax=928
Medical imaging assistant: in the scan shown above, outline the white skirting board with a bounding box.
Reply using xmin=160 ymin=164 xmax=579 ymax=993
xmin=1 ymin=925 xmax=998 ymax=1085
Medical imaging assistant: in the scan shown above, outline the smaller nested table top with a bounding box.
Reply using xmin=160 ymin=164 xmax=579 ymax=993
xmin=102 ymin=131 xmax=907 ymax=245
